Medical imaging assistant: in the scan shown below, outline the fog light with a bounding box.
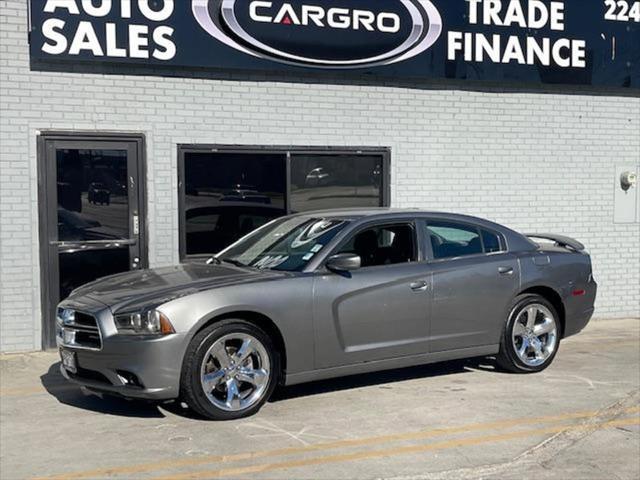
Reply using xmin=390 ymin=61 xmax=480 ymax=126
xmin=116 ymin=370 xmax=144 ymax=388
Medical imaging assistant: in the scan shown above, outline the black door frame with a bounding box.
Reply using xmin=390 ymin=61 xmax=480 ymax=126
xmin=177 ymin=144 xmax=392 ymax=262
xmin=37 ymin=132 xmax=148 ymax=349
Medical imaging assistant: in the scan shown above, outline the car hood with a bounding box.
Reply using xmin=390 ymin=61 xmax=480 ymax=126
xmin=67 ymin=263 xmax=286 ymax=313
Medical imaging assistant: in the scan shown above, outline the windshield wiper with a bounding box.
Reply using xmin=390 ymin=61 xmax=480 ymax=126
xmin=221 ymin=258 xmax=248 ymax=268
xmin=206 ymin=256 xmax=249 ymax=268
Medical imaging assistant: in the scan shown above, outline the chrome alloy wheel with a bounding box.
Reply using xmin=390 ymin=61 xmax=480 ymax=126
xmin=200 ymin=333 xmax=270 ymax=412
xmin=511 ymin=303 xmax=558 ymax=367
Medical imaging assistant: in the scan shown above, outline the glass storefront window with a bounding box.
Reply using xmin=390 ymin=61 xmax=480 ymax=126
xmin=183 ymin=152 xmax=286 ymax=255
xmin=180 ymin=148 xmax=388 ymax=259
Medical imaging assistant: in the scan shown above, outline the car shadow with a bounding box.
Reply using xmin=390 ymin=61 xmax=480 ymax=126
xmin=40 ymin=357 xmax=500 ymax=418
xmin=40 ymin=362 xmax=166 ymax=418
xmin=270 ymin=357 xmax=496 ymax=402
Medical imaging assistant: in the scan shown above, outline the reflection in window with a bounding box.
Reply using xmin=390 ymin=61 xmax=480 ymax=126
xmin=56 ymin=149 xmax=129 ymax=241
xmin=221 ymin=217 xmax=349 ymax=272
xmin=290 ymin=155 xmax=383 ymax=213
xmin=58 ymin=248 xmax=129 ymax=299
xmin=183 ymin=153 xmax=286 ymax=255
xmin=181 ymin=150 xmax=388 ymax=258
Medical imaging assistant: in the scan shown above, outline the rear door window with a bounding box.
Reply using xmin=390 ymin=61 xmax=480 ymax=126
xmin=426 ymin=221 xmax=506 ymax=259
xmin=426 ymin=221 xmax=483 ymax=259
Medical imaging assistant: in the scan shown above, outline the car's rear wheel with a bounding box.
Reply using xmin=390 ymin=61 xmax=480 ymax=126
xmin=496 ymin=294 xmax=561 ymax=373
xmin=180 ymin=319 xmax=279 ymax=420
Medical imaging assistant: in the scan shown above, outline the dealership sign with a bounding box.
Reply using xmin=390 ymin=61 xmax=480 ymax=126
xmin=29 ymin=1 xmax=640 ymax=89
xmin=192 ymin=0 xmax=443 ymax=68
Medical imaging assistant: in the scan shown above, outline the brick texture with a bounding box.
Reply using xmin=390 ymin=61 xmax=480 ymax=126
xmin=1 ymin=2 xmax=639 ymax=352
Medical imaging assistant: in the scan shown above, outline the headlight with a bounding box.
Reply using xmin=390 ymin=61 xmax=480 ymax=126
xmin=114 ymin=309 xmax=175 ymax=335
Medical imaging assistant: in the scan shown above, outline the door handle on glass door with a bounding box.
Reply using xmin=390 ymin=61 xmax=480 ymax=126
xmin=498 ymin=266 xmax=514 ymax=275
xmin=410 ymin=281 xmax=429 ymax=292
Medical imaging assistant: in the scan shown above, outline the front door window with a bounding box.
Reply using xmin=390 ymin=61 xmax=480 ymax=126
xmin=336 ymin=224 xmax=417 ymax=267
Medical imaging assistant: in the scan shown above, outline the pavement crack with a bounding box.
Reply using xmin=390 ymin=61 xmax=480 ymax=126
xmin=515 ymin=389 xmax=640 ymax=466
xmin=384 ymin=390 xmax=640 ymax=480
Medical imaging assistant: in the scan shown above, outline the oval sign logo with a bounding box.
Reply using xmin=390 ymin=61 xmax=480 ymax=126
xmin=192 ymin=0 xmax=442 ymax=68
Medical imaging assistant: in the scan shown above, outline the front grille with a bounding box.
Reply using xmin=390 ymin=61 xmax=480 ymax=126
xmin=73 ymin=312 xmax=99 ymax=328
xmin=57 ymin=308 xmax=102 ymax=350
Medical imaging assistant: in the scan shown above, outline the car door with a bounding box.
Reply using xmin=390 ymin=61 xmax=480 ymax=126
xmin=423 ymin=220 xmax=520 ymax=352
xmin=312 ymin=221 xmax=431 ymax=369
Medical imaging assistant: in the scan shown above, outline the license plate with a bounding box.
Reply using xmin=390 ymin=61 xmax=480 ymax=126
xmin=60 ymin=349 xmax=77 ymax=374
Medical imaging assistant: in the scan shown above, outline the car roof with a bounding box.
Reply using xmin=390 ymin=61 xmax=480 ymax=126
xmin=295 ymin=207 xmax=414 ymax=219
xmin=295 ymin=207 xmax=480 ymax=222
xmin=293 ymin=208 xmax=537 ymax=252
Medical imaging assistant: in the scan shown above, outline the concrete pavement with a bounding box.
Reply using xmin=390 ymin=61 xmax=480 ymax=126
xmin=0 ymin=318 xmax=638 ymax=480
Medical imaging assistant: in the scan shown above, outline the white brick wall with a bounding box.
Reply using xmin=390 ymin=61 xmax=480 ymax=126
xmin=1 ymin=2 xmax=639 ymax=352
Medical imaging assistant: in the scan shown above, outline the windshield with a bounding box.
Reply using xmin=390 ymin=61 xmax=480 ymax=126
xmin=217 ymin=216 xmax=349 ymax=271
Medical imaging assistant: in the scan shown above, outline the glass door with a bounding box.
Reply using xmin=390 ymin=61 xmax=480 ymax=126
xmin=40 ymin=136 xmax=146 ymax=348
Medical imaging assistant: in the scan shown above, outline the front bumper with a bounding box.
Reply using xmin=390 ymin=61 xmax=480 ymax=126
xmin=56 ymin=298 xmax=191 ymax=401
xmin=58 ymin=331 xmax=188 ymax=401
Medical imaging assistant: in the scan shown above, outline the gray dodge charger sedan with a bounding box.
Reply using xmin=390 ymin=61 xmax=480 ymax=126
xmin=57 ymin=209 xmax=597 ymax=419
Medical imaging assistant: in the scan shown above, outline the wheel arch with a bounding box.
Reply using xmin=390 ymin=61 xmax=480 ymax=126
xmin=192 ymin=310 xmax=288 ymax=379
xmin=518 ymin=285 xmax=566 ymax=336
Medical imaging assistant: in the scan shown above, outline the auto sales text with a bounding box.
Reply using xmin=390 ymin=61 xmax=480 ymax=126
xmin=40 ymin=0 xmax=176 ymax=60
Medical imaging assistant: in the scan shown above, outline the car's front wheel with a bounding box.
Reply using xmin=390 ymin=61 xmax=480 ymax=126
xmin=180 ymin=319 xmax=279 ymax=420
xmin=496 ymin=294 xmax=561 ymax=373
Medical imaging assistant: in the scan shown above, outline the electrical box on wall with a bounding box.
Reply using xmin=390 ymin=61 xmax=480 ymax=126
xmin=614 ymin=165 xmax=640 ymax=223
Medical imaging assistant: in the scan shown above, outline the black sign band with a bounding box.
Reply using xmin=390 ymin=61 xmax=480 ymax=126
xmin=29 ymin=0 xmax=640 ymax=89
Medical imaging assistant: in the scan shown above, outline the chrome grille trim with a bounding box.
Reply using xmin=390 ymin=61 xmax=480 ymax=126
xmin=56 ymin=308 xmax=103 ymax=351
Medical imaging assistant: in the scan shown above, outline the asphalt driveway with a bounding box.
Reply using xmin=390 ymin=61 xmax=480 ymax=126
xmin=0 ymin=318 xmax=638 ymax=480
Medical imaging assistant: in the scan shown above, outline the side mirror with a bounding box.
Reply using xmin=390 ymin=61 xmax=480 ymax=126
xmin=326 ymin=253 xmax=361 ymax=273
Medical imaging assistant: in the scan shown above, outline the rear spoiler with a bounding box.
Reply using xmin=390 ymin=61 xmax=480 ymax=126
xmin=525 ymin=234 xmax=585 ymax=252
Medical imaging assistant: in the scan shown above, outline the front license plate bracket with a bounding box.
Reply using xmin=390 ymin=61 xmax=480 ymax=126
xmin=60 ymin=349 xmax=77 ymax=374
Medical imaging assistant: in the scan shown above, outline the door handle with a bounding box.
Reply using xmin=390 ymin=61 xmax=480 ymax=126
xmin=410 ymin=281 xmax=429 ymax=292
xmin=498 ymin=266 xmax=514 ymax=276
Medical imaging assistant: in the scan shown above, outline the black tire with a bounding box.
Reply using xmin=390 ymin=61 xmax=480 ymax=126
xmin=496 ymin=294 xmax=562 ymax=373
xmin=180 ymin=319 xmax=280 ymax=420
